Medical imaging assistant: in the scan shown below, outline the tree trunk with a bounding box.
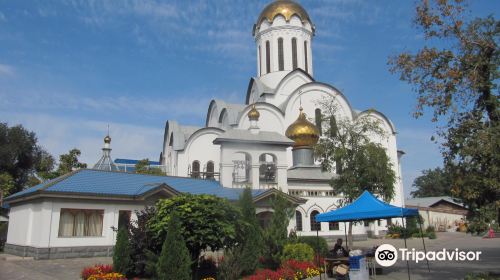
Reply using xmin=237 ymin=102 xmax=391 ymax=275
xmin=348 ymin=222 xmax=353 ymax=248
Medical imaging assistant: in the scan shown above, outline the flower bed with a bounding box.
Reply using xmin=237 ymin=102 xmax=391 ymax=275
xmin=81 ymin=264 xmax=126 ymax=280
xmin=244 ymin=260 xmax=321 ymax=280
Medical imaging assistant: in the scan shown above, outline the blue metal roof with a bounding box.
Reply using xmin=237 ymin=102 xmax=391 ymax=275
xmin=6 ymin=169 xmax=266 ymax=202
xmin=114 ymin=158 xmax=161 ymax=165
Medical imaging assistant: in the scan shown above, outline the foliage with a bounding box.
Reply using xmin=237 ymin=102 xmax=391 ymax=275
xmin=262 ymin=191 xmax=295 ymax=269
xmin=244 ymin=260 xmax=321 ymax=280
xmin=389 ymin=0 xmax=500 ymax=222
xmin=0 ymin=222 xmax=7 ymax=251
xmin=387 ymin=224 xmax=412 ymax=239
xmin=314 ymin=97 xmax=396 ymax=246
xmin=427 ymin=231 xmax=437 ymax=239
xmin=238 ymin=187 xmax=263 ymax=275
xmin=426 ymin=226 xmax=435 ymax=234
xmin=0 ymin=172 xmax=14 ymax=206
xmin=467 ymin=204 xmax=497 ymax=235
xmin=81 ymin=264 xmax=114 ymax=280
xmin=148 ymin=194 xmax=242 ymax=268
xmin=128 ymin=207 xmax=160 ymax=276
xmin=297 ymin=236 xmax=329 ymax=257
xmin=0 ymin=123 xmax=55 ymax=194
xmin=86 ymin=273 xmax=126 ymax=280
xmin=113 ymin=228 xmax=132 ymax=276
xmin=156 ymin=213 xmax=191 ymax=280
xmin=197 ymin=257 xmax=218 ymax=279
xmin=57 ymin=148 xmax=87 ymax=175
xmin=411 ymin=167 xmax=453 ymax=197
xmin=135 ymin=159 xmax=164 ymax=175
xmin=281 ymin=243 xmax=314 ymax=263
xmin=217 ymin=248 xmax=244 ymax=280
xmin=464 ymin=272 xmax=500 ymax=280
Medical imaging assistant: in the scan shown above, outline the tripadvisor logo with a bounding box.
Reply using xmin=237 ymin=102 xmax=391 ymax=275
xmin=375 ymin=244 xmax=482 ymax=267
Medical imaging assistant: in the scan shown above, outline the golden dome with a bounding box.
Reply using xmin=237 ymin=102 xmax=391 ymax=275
xmin=256 ymin=0 xmax=312 ymax=25
xmin=285 ymin=107 xmax=319 ymax=147
xmin=104 ymin=135 xmax=111 ymax=144
xmin=248 ymin=104 xmax=260 ymax=121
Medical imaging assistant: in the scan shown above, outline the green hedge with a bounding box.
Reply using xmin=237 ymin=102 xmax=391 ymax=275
xmin=297 ymin=236 xmax=328 ymax=257
xmin=281 ymin=243 xmax=314 ymax=262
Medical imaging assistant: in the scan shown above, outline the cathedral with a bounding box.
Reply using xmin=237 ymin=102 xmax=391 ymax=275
xmin=3 ymin=0 xmax=404 ymax=259
xmin=160 ymin=0 xmax=405 ymax=236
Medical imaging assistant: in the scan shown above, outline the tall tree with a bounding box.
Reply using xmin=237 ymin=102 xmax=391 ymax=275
xmin=389 ymin=0 xmax=500 ymax=218
xmin=0 ymin=123 xmax=48 ymax=193
xmin=314 ymin=97 xmax=396 ymax=246
xmin=411 ymin=167 xmax=452 ymax=197
xmin=237 ymin=187 xmax=263 ymax=275
xmin=135 ymin=159 xmax=163 ymax=175
xmin=262 ymin=191 xmax=294 ymax=269
xmin=156 ymin=213 xmax=191 ymax=280
xmin=0 ymin=173 xmax=14 ymax=207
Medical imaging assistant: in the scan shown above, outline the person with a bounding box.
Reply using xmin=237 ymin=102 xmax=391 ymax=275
xmin=330 ymin=238 xmax=348 ymax=257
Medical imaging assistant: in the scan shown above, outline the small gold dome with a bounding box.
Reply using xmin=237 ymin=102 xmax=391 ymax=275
xmin=285 ymin=107 xmax=319 ymax=147
xmin=104 ymin=135 xmax=111 ymax=144
xmin=257 ymin=0 xmax=312 ymax=25
xmin=248 ymin=104 xmax=260 ymax=121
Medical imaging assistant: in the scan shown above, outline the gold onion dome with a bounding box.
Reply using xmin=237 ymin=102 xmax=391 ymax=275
xmin=257 ymin=0 xmax=312 ymax=24
xmin=285 ymin=107 xmax=319 ymax=147
xmin=248 ymin=104 xmax=260 ymax=121
xmin=104 ymin=135 xmax=111 ymax=144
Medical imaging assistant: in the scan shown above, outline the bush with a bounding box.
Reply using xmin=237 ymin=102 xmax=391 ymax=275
xmin=297 ymin=236 xmax=328 ymax=257
xmin=244 ymin=260 xmax=320 ymax=280
xmin=411 ymin=232 xmax=428 ymax=238
xmin=128 ymin=207 xmax=160 ymax=277
xmin=427 ymin=231 xmax=437 ymax=239
xmin=156 ymin=213 xmax=191 ymax=280
xmin=218 ymin=248 xmax=243 ymax=280
xmin=426 ymin=226 xmax=435 ymax=234
xmin=281 ymin=243 xmax=314 ymax=263
xmin=113 ymin=228 xmax=131 ymax=276
xmin=238 ymin=187 xmax=263 ymax=275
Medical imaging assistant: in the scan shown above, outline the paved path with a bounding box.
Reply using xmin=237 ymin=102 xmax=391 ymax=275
xmin=0 ymin=233 xmax=498 ymax=280
xmin=0 ymin=256 xmax=112 ymax=280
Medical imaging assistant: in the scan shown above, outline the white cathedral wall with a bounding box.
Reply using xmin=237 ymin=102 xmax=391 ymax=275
xmin=178 ymin=131 xmax=221 ymax=178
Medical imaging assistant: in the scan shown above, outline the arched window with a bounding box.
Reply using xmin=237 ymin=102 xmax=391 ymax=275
xmin=258 ymin=45 xmax=262 ymax=76
xmin=315 ymin=108 xmax=322 ymax=136
xmin=191 ymin=160 xmax=200 ymax=178
xmin=259 ymin=153 xmax=277 ymax=183
xmin=206 ymin=161 xmax=214 ymax=179
xmin=296 ymin=211 xmax=303 ymax=231
xmin=304 ymin=41 xmax=309 ymax=73
xmin=310 ymin=210 xmax=321 ymax=231
xmin=266 ymin=41 xmax=271 ymax=74
xmin=291 ymin=38 xmax=298 ymax=69
xmin=329 ymin=222 xmax=339 ymax=231
xmin=278 ymin=38 xmax=284 ymax=71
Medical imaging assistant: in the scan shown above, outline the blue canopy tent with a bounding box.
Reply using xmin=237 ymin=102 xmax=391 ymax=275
xmin=315 ymin=191 xmax=429 ymax=280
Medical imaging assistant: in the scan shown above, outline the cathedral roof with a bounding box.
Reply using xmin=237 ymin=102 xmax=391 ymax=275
xmin=257 ymin=0 xmax=312 ymax=25
xmin=213 ymin=129 xmax=294 ymax=146
xmin=285 ymin=107 xmax=320 ymax=148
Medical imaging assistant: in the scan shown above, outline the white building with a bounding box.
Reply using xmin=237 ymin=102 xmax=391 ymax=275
xmin=4 ymin=0 xmax=405 ymax=259
xmin=160 ymin=0 xmax=405 ymax=239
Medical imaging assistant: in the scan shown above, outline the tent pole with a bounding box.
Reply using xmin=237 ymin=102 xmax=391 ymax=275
xmin=402 ymin=217 xmax=411 ymax=280
xmin=344 ymin=222 xmax=349 ymax=251
xmin=417 ymin=215 xmax=430 ymax=272
xmin=317 ymin=228 xmax=322 ymax=280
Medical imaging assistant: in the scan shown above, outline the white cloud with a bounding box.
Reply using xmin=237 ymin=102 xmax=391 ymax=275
xmin=2 ymin=112 xmax=163 ymax=167
xmin=0 ymin=64 xmax=14 ymax=76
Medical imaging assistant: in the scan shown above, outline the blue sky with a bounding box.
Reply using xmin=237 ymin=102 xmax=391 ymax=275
xmin=0 ymin=0 xmax=497 ymax=198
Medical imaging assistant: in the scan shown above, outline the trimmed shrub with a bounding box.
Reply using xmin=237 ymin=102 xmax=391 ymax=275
xmin=238 ymin=187 xmax=263 ymax=275
xmin=156 ymin=213 xmax=191 ymax=280
xmin=218 ymin=248 xmax=243 ymax=280
xmin=281 ymin=243 xmax=314 ymax=263
xmin=297 ymin=236 xmax=328 ymax=257
xmin=113 ymin=228 xmax=131 ymax=276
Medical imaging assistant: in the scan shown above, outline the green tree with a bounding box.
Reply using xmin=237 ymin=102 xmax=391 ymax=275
xmin=263 ymin=191 xmax=294 ymax=269
xmin=148 ymin=194 xmax=242 ymax=273
xmin=113 ymin=227 xmax=132 ymax=276
xmin=0 ymin=172 xmax=14 ymax=207
xmin=238 ymin=187 xmax=263 ymax=275
xmin=314 ymin=97 xmax=396 ymax=247
xmin=56 ymin=148 xmax=87 ymax=175
xmin=0 ymin=123 xmax=47 ymax=193
xmin=135 ymin=158 xmax=164 ymax=175
xmin=389 ymin=0 xmax=500 ymax=219
xmin=411 ymin=167 xmax=452 ymax=197
xmin=156 ymin=213 xmax=191 ymax=280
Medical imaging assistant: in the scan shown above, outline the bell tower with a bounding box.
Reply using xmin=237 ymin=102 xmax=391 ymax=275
xmin=253 ymin=0 xmax=315 ymax=87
